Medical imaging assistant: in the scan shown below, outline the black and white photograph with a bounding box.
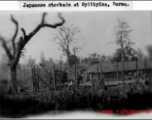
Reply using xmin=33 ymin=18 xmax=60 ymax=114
xmin=0 ymin=9 xmax=152 ymax=118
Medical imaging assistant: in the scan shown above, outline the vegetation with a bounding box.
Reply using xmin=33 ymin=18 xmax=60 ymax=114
xmin=1 ymin=86 xmax=152 ymax=118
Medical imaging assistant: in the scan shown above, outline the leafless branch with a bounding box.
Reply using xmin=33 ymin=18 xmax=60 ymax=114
xmin=18 ymin=12 xmax=65 ymax=51
xmin=41 ymin=12 xmax=47 ymax=24
xmin=21 ymin=28 xmax=26 ymax=38
xmin=11 ymin=12 xmax=65 ymax=69
xmin=11 ymin=15 xmax=19 ymax=56
xmin=0 ymin=36 xmax=13 ymax=60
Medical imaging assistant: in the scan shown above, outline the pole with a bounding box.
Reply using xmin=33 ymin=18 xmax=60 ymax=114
xmin=97 ymin=61 xmax=99 ymax=79
xmin=54 ymin=63 xmax=56 ymax=91
xmin=100 ymin=60 xmax=102 ymax=75
xmin=31 ymin=66 xmax=35 ymax=92
xmin=136 ymin=58 xmax=139 ymax=85
xmin=117 ymin=60 xmax=119 ymax=87
xmin=122 ymin=49 xmax=125 ymax=90
xmin=144 ymin=56 xmax=147 ymax=76
xmin=100 ymin=60 xmax=103 ymax=88
xmin=60 ymin=55 xmax=62 ymax=72
xmin=60 ymin=55 xmax=62 ymax=91
xmin=75 ymin=60 xmax=77 ymax=80
xmin=77 ymin=58 xmax=79 ymax=77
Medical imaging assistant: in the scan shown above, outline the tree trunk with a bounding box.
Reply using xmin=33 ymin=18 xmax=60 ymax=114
xmin=10 ymin=68 xmax=18 ymax=95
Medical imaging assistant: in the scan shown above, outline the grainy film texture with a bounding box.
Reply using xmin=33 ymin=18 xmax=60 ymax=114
xmin=0 ymin=11 xmax=152 ymax=118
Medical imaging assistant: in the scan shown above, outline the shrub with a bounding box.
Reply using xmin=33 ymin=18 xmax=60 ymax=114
xmin=1 ymin=87 xmax=152 ymax=117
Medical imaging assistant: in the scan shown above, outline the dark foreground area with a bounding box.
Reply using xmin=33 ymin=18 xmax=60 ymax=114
xmin=1 ymin=86 xmax=152 ymax=118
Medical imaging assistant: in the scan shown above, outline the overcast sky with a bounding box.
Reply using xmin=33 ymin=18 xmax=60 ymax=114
xmin=0 ymin=11 xmax=151 ymax=63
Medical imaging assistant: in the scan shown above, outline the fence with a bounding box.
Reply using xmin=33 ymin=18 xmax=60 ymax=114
xmin=16 ymin=64 xmax=69 ymax=93
xmin=17 ymin=65 xmax=55 ymax=93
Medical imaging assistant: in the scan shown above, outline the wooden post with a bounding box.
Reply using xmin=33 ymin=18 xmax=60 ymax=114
xmin=31 ymin=66 xmax=35 ymax=92
xmin=116 ymin=60 xmax=119 ymax=87
xmin=100 ymin=60 xmax=102 ymax=78
xmin=60 ymin=55 xmax=62 ymax=72
xmin=33 ymin=66 xmax=35 ymax=92
xmin=144 ymin=57 xmax=147 ymax=76
xmin=37 ymin=66 xmax=40 ymax=91
xmin=35 ymin=66 xmax=38 ymax=92
xmin=91 ymin=74 xmax=94 ymax=91
xmin=100 ymin=60 xmax=103 ymax=88
xmin=60 ymin=55 xmax=62 ymax=91
xmin=33 ymin=66 xmax=36 ymax=92
xmin=97 ymin=61 xmax=99 ymax=79
xmin=49 ymin=69 xmax=52 ymax=90
xmin=54 ymin=63 xmax=56 ymax=91
xmin=31 ymin=65 xmax=39 ymax=92
xmin=75 ymin=59 xmax=77 ymax=80
xmin=77 ymin=58 xmax=80 ymax=90
xmin=122 ymin=49 xmax=125 ymax=90
xmin=77 ymin=58 xmax=79 ymax=78
xmin=34 ymin=66 xmax=38 ymax=92
xmin=49 ymin=69 xmax=52 ymax=85
xmin=136 ymin=58 xmax=139 ymax=85
xmin=106 ymin=74 xmax=108 ymax=86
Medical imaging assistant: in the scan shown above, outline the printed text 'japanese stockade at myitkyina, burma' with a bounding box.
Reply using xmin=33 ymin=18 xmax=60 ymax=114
xmin=23 ymin=2 xmax=130 ymax=8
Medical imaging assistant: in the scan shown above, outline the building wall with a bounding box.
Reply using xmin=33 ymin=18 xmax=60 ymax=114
xmin=85 ymin=69 xmax=147 ymax=82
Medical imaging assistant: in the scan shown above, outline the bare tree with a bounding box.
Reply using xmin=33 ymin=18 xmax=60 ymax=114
xmin=88 ymin=53 xmax=100 ymax=65
xmin=0 ymin=13 xmax=65 ymax=94
xmin=113 ymin=19 xmax=133 ymax=90
xmin=53 ymin=25 xmax=80 ymax=66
